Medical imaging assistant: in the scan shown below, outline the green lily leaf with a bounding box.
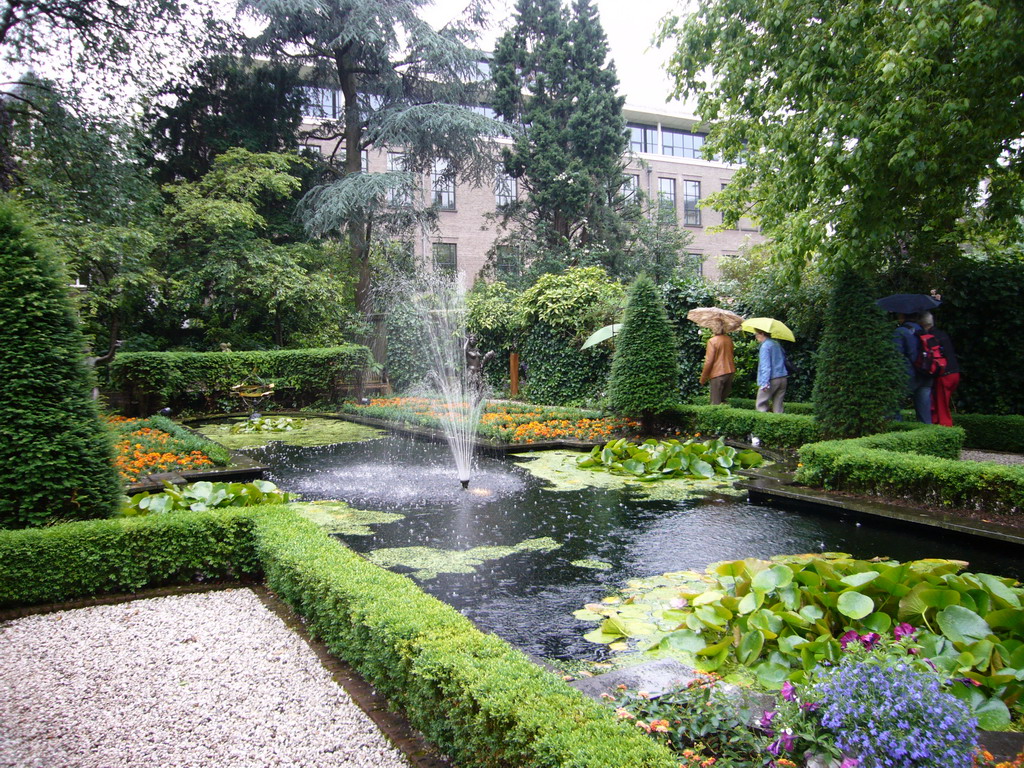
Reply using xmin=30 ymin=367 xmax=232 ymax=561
xmin=840 ymin=571 xmax=881 ymax=588
xmin=654 ymin=629 xmax=706 ymax=654
xmin=737 ymin=630 xmax=765 ymax=665
xmin=837 ymin=591 xmax=874 ymax=620
xmin=937 ymin=605 xmax=993 ymax=645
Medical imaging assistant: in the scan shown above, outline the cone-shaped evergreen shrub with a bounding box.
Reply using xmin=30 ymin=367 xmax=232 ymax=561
xmin=0 ymin=199 xmax=122 ymax=528
xmin=812 ymin=268 xmax=905 ymax=438
xmin=607 ymin=274 xmax=680 ymax=426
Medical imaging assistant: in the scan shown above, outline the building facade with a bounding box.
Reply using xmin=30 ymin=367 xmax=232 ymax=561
xmin=301 ymin=97 xmax=764 ymax=285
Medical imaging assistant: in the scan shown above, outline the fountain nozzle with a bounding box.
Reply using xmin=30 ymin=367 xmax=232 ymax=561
xmin=460 ymin=479 xmax=470 ymax=489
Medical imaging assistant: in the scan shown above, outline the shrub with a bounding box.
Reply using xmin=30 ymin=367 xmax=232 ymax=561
xmin=955 ymin=413 xmax=1024 ymax=453
xmin=0 ymin=198 xmax=123 ymax=529
xmin=665 ymin=404 xmax=822 ymax=449
xmin=607 ymin=275 xmax=680 ymax=426
xmin=726 ymin=397 xmax=816 ymax=415
xmin=813 ymin=268 xmax=905 ymax=438
xmin=106 ymin=346 xmax=372 ymax=414
xmin=659 ymin=275 xmax=718 ymax=403
xmin=384 ymin=298 xmax=431 ymax=393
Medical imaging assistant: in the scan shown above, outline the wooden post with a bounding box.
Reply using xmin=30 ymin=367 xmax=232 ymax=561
xmin=510 ymin=352 xmax=519 ymax=397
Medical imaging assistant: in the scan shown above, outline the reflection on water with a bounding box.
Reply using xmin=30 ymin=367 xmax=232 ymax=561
xmin=249 ymin=435 xmax=1024 ymax=660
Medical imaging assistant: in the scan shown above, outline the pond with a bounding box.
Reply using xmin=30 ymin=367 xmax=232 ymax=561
xmin=244 ymin=434 xmax=1024 ymax=662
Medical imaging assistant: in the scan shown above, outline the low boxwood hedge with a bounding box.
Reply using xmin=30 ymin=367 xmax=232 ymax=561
xmin=955 ymin=413 xmax=1024 ymax=453
xmin=725 ymin=397 xmax=816 ymax=415
xmin=0 ymin=508 xmax=677 ymax=768
xmin=796 ymin=426 xmax=1024 ymax=514
xmin=665 ymin=404 xmax=822 ymax=449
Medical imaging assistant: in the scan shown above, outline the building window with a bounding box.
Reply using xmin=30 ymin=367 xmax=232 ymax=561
xmin=658 ymin=177 xmax=676 ymax=220
xmin=495 ymin=168 xmax=517 ymax=207
xmin=300 ymin=86 xmax=341 ymax=119
xmin=432 ymin=159 xmax=456 ymax=210
xmin=623 ymin=173 xmax=640 ymax=203
xmin=683 ymin=180 xmax=701 ymax=226
xmin=433 ymin=242 xmax=457 ymax=274
xmin=338 ymin=146 xmax=369 ymax=173
xmin=628 ymin=122 xmax=658 ymax=154
xmin=682 ymin=253 xmax=704 ymax=278
xmin=387 ymin=152 xmax=411 ymax=207
xmin=662 ymin=128 xmax=705 ymax=159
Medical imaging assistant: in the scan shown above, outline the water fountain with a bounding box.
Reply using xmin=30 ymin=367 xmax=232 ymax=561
xmin=407 ymin=273 xmax=490 ymax=489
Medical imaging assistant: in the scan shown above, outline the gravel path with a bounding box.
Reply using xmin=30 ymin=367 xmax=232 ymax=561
xmin=961 ymin=449 xmax=1024 ymax=465
xmin=0 ymin=589 xmax=414 ymax=768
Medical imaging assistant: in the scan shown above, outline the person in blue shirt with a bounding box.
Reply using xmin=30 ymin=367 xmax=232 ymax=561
xmin=754 ymin=330 xmax=788 ymax=413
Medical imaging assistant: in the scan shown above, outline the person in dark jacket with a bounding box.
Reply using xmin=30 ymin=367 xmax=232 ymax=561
xmin=892 ymin=313 xmax=932 ymax=423
xmin=919 ymin=311 xmax=960 ymax=426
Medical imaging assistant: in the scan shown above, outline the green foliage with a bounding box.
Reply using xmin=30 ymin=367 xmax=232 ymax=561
xmin=576 ymin=553 xmax=1024 ymax=724
xmin=514 ymin=267 xmax=624 ymax=405
xmin=0 ymin=509 xmax=263 ymax=607
xmin=666 ymin=405 xmax=823 ymax=449
xmin=726 ymin=398 xmax=815 ymax=415
xmin=577 ymin=437 xmax=762 ymax=481
xmin=106 ymin=346 xmax=372 ymax=414
xmin=660 ymin=0 xmax=1024 ymax=273
xmin=607 ymin=275 xmax=681 ymax=421
xmin=796 ymin=426 xmax=1024 ymax=514
xmin=659 ymin=274 xmax=720 ymax=403
xmin=145 ymin=54 xmax=309 ymax=184
xmin=121 ymin=480 xmax=294 ymax=516
xmin=490 ymin=0 xmax=630 ymax=273
xmin=110 ymin=414 xmax=231 ymax=466
xmin=0 ymin=199 xmax=123 ymax=529
xmin=813 ymin=269 xmax=905 ymax=438
xmin=466 ymin=280 xmax=525 ymax=390
xmin=384 ymin=300 xmax=431 ymax=393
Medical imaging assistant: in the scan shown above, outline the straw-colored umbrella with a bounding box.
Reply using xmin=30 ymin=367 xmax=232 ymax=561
xmin=686 ymin=307 xmax=745 ymax=333
xmin=740 ymin=317 xmax=796 ymax=342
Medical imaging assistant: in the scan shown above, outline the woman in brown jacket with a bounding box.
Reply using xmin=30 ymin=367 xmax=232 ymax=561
xmin=699 ymin=324 xmax=736 ymax=405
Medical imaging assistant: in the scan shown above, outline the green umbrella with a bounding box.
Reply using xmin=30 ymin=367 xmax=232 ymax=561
xmin=581 ymin=323 xmax=622 ymax=349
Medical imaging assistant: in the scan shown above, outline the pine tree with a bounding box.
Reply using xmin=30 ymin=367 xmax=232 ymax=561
xmin=0 ymin=198 xmax=122 ymax=528
xmin=812 ymin=268 xmax=905 ymax=438
xmin=607 ymin=274 xmax=680 ymax=429
xmin=491 ymin=0 xmax=628 ymax=270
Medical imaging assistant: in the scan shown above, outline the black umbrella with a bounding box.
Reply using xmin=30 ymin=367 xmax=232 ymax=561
xmin=875 ymin=294 xmax=941 ymax=314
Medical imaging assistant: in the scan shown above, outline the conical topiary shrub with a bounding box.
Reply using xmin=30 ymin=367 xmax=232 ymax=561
xmin=0 ymin=198 xmax=122 ymax=528
xmin=812 ymin=268 xmax=905 ymax=438
xmin=607 ymin=274 xmax=680 ymax=430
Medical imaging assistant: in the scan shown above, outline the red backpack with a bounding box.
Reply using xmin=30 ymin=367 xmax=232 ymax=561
xmin=913 ymin=329 xmax=947 ymax=376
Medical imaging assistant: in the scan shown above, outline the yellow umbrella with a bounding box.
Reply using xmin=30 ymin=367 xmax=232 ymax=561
xmin=740 ymin=317 xmax=795 ymax=342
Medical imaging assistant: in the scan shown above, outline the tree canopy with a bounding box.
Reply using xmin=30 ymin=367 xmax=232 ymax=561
xmin=491 ymin=0 xmax=629 ymax=273
xmin=658 ymin=0 xmax=1024 ymax=273
xmin=240 ymin=0 xmax=504 ymax=309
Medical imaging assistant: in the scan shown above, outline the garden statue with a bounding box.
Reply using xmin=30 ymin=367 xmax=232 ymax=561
xmin=464 ymin=334 xmax=494 ymax=393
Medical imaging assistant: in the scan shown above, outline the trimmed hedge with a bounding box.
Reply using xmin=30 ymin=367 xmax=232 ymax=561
xmin=725 ymin=397 xmax=816 ymax=415
xmin=106 ymin=346 xmax=372 ymax=414
xmin=796 ymin=426 xmax=1024 ymax=514
xmin=666 ymin=404 xmax=822 ymax=449
xmin=0 ymin=509 xmax=261 ymax=607
xmin=0 ymin=508 xmax=678 ymax=768
xmin=954 ymin=413 xmax=1024 ymax=453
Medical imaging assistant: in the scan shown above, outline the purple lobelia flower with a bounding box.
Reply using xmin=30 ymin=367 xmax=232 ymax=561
xmin=780 ymin=681 xmax=796 ymax=701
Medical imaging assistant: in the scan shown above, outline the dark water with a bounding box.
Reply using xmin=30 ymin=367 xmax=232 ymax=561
xmin=249 ymin=435 xmax=1024 ymax=661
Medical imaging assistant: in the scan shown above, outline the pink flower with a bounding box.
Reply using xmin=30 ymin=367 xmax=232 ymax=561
xmin=839 ymin=630 xmax=861 ymax=650
xmin=840 ymin=758 xmax=860 ymax=768
xmin=669 ymin=597 xmax=688 ymax=609
xmin=780 ymin=681 xmax=796 ymax=701
xmin=893 ymin=622 xmax=917 ymax=641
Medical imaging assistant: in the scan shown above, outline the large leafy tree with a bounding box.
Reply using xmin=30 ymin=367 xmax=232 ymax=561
xmin=240 ymin=0 xmax=503 ymax=310
xmin=145 ymin=55 xmax=310 ymax=184
xmin=491 ymin=0 xmax=628 ymax=272
xmin=658 ymin=0 xmax=1024 ymax=273
xmin=157 ymin=148 xmax=356 ymax=349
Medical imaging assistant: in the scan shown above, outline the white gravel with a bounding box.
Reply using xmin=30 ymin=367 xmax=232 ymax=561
xmin=0 ymin=589 xmax=414 ymax=768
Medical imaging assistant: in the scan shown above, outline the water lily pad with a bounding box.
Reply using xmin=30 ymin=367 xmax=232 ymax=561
xmin=572 ymin=559 xmax=613 ymax=570
xmin=512 ymin=450 xmax=748 ymax=499
xmin=291 ymin=501 xmax=403 ymax=535
xmin=195 ymin=417 xmax=385 ymax=449
xmin=367 ymin=536 xmax=561 ymax=580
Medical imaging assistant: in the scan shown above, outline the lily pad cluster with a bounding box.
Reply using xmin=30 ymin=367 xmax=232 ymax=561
xmin=576 ymin=437 xmax=763 ymax=481
xmin=291 ymin=500 xmax=404 ymax=536
xmin=368 ymin=537 xmax=561 ymax=580
xmin=229 ymin=416 xmax=305 ymax=434
xmin=120 ymin=479 xmax=294 ymax=515
xmin=575 ymin=553 xmax=1024 ymax=729
xmin=196 ymin=416 xmax=384 ymax=449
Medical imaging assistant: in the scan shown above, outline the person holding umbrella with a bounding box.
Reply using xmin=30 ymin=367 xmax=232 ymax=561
xmin=877 ymin=294 xmax=941 ymax=424
xmin=688 ymin=308 xmax=743 ymax=405
xmin=740 ymin=318 xmax=794 ymax=414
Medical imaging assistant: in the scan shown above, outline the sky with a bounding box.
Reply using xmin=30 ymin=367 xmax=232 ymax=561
xmin=420 ymin=0 xmax=694 ymax=112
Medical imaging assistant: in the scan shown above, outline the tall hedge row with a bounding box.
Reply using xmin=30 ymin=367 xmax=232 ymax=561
xmin=0 ymin=199 xmax=123 ymax=529
xmin=106 ymin=345 xmax=372 ymax=414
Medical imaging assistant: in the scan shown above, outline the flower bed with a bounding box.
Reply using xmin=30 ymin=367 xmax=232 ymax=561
xmin=341 ymin=398 xmax=640 ymax=444
xmin=107 ymin=415 xmax=230 ymax=483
